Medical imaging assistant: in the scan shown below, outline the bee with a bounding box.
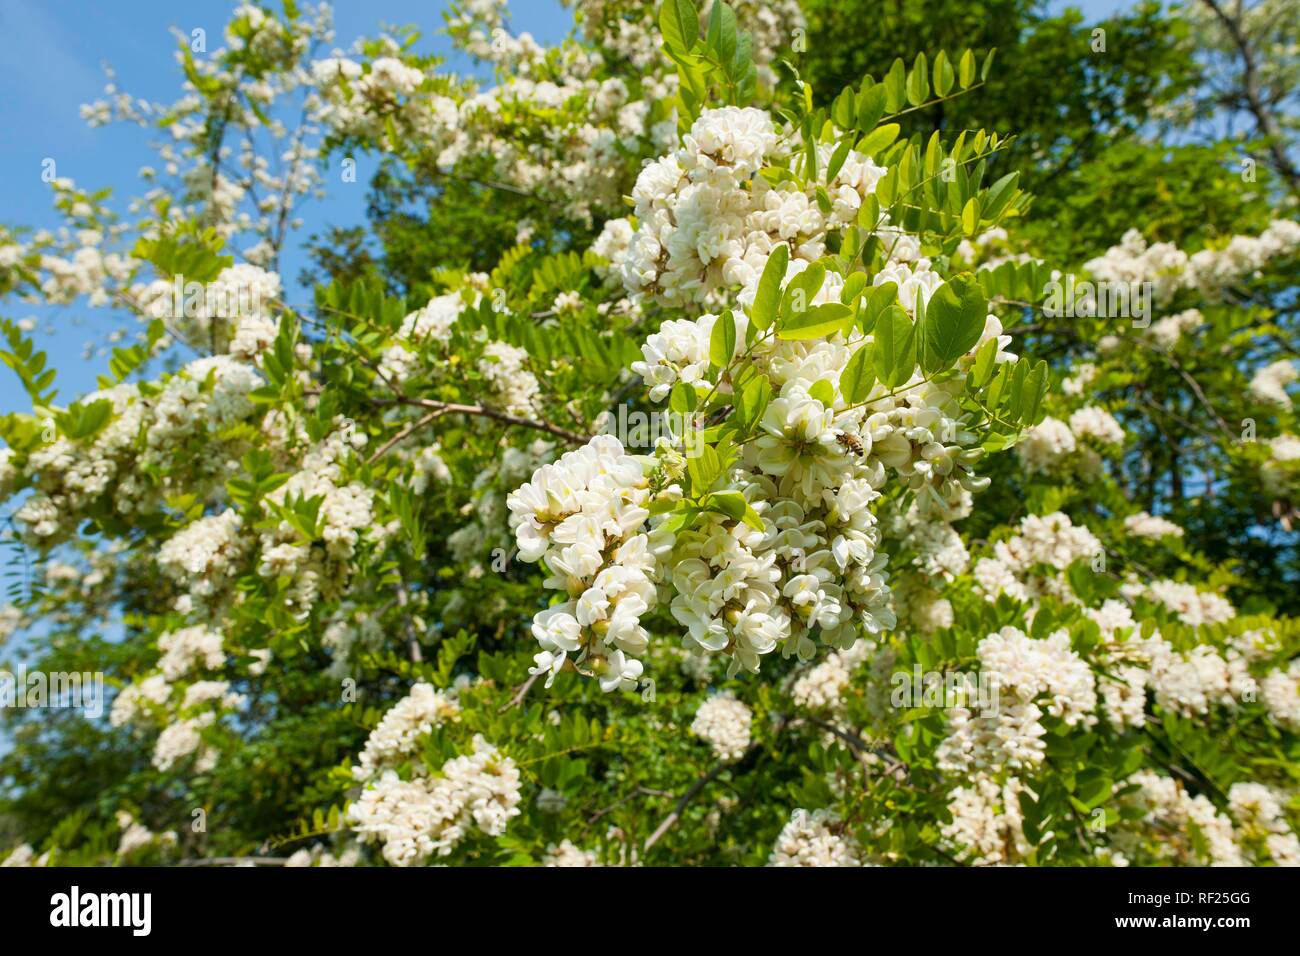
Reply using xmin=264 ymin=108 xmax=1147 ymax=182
xmin=835 ymin=432 xmax=864 ymax=456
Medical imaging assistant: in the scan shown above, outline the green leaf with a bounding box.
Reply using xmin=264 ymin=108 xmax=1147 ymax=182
xmin=669 ymin=380 xmax=699 ymax=413
xmin=659 ymin=0 xmax=699 ymax=54
xmin=857 ymin=123 xmax=900 ymax=157
xmin=884 ymin=58 xmax=906 ymax=112
xmin=859 ymin=282 xmax=897 ymax=334
xmin=1075 ymin=772 xmax=1112 ymax=811
xmin=826 ymin=138 xmax=853 ymax=182
xmin=839 ymin=272 xmax=869 ymax=306
xmin=687 ymin=443 xmax=722 ymax=495
xmin=706 ymin=0 xmax=738 ymax=66
xmin=840 ymin=343 xmax=876 ymax=404
xmin=905 ymin=53 xmax=929 ymax=106
xmin=750 ymin=243 xmax=789 ymax=331
xmin=933 ymin=50 xmax=954 ymax=97
xmin=854 ymin=83 xmax=887 ymax=132
xmin=733 ymin=372 xmax=771 ymax=434
xmin=1022 ymin=359 xmax=1049 ymax=423
xmin=809 ymin=379 xmax=835 ymax=406
xmin=778 ymin=301 xmax=852 ymax=340
xmin=981 ymin=171 xmax=1020 ymax=220
xmin=969 ymin=336 xmax=999 ymax=389
xmin=873 ymin=305 xmax=916 ymax=388
xmin=709 ymin=311 xmax=737 ymax=368
xmin=958 ymin=49 xmax=976 ymax=88
xmin=780 ymin=261 xmax=826 ymax=321
xmin=57 ymin=398 xmax=114 ymax=441
xmin=920 ymin=274 xmax=988 ymax=373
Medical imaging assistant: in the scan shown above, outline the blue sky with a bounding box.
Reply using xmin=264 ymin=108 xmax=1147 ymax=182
xmin=0 ymin=0 xmax=1131 ymax=414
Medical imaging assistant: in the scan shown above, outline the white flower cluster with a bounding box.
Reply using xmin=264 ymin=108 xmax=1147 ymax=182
xmin=1 ymin=844 xmax=51 ymax=867
xmin=1067 ymin=406 xmax=1125 ymax=446
xmin=1117 ymin=770 xmax=1243 ymax=865
xmin=284 ymin=845 xmax=362 ymax=867
xmin=1261 ymin=658 xmax=1300 ymax=731
xmin=973 ymin=512 xmax=1101 ymax=604
xmin=11 ymin=355 xmax=263 ymax=546
xmin=1247 ymin=359 xmax=1298 ymax=409
xmin=110 ymin=674 xmax=172 ymax=727
xmin=1061 ymin=362 xmax=1097 ymax=397
xmin=518 ymin=241 xmax=1013 ymax=691
xmin=478 ymin=341 xmax=542 ymax=417
xmin=690 ymin=693 xmax=754 ymax=762
xmin=115 ymin=811 xmax=177 ymax=859
xmin=1123 ymin=511 xmax=1184 ymax=540
xmin=937 ymin=626 xmax=1095 ymax=776
xmin=308 ymin=0 xmax=804 ymax=226
xmin=1261 ymin=434 xmax=1300 ymax=497
xmin=789 ymin=640 xmax=872 ymax=712
xmin=1101 ymin=627 xmax=1248 ymax=719
xmin=614 ymin=106 xmax=886 ymax=305
xmin=352 ymin=683 xmax=461 ymax=780
xmin=377 ymin=293 xmax=464 ymax=384
xmin=132 ymin=263 xmax=282 ymax=358
xmin=157 ymin=624 xmax=225 ymax=681
xmin=1085 ymin=220 xmax=1300 ymax=307
xmin=767 ymin=809 xmax=862 ymax=866
xmin=1016 ymin=406 xmax=1122 ymax=478
xmin=1144 ymin=579 xmax=1236 ymax=627
xmin=1227 ymin=783 xmax=1300 ymax=866
xmin=157 ymin=508 xmax=246 ymax=605
xmin=941 ymin=775 xmax=1029 ymax=865
xmin=542 ymin=839 xmax=600 ymax=867
xmin=349 ymin=735 xmax=522 ymax=866
xmin=507 ymin=434 xmax=665 ymax=691
xmin=347 ymin=683 xmax=520 ymax=865
xmin=152 ymin=713 xmax=217 ymax=771
xmin=256 ymin=423 xmax=374 ymax=615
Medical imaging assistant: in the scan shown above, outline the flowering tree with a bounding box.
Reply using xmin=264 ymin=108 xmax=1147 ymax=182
xmin=0 ymin=0 xmax=1297 ymax=868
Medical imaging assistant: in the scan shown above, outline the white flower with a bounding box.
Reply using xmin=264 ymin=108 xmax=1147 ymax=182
xmin=690 ymin=693 xmax=753 ymax=761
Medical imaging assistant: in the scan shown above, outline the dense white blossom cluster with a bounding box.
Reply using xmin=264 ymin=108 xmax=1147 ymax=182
xmin=1261 ymin=434 xmax=1300 ymax=496
xmin=941 ymin=775 xmax=1029 ymax=865
xmin=1228 ymin=782 xmax=1300 ymax=866
xmin=507 ymin=434 xmax=665 ymax=690
xmin=768 ymin=808 xmax=862 ymax=866
xmin=1248 ymin=359 xmax=1298 ymax=409
xmin=1085 ymin=220 xmax=1300 ymax=307
xmin=156 ymin=625 xmax=225 ymax=681
xmin=937 ymin=626 xmax=1095 ymax=776
xmin=10 ymin=354 xmax=264 ymax=546
xmin=612 ymin=106 xmax=888 ymax=305
xmin=690 ymin=693 xmax=754 ymax=761
xmin=349 ymin=735 xmax=522 ymax=866
xmin=1261 ymin=659 xmax=1300 ymax=730
xmin=1123 ymin=511 xmax=1184 ymax=540
xmin=1144 ymin=579 xmax=1236 ymax=627
xmin=158 ymin=508 xmax=246 ymax=605
xmin=789 ymin=640 xmax=873 ymax=712
xmin=1118 ymin=770 xmax=1243 ymax=865
xmin=542 ymin=839 xmax=600 ymax=866
xmin=347 ymin=684 xmax=519 ymax=865
xmin=973 ymin=512 xmax=1101 ymax=604
xmin=1016 ymin=406 xmax=1123 ymax=478
xmin=352 ymin=683 xmax=462 ymax=779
